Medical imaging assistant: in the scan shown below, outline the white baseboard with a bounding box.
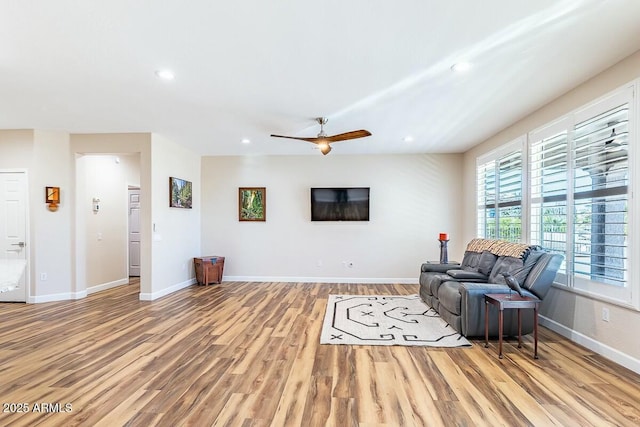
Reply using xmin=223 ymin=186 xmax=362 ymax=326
xmin=139 ymin=278 xmax=196 ymax=301
xmin=30 ymin=278 xmax=129 ymax=303
xmin=27 ymin=277 xmax=417 ymax=303
xmin=29 ymin=289 xmax=87 ymax=303
xmin=539 ymin=315 xmax=640 ymax=375
xmin=87 ymin=278 xmax=129 ymax=295
xmin=223 ymin=276 xmax=418 ymax=284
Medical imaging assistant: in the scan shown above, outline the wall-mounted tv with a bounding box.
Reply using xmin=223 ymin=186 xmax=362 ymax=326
xmin=311 ymin=187 xmax=370 ymax=221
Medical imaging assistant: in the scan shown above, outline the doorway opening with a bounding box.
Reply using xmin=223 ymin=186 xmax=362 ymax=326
xmin=75 ymin=154 xmax=141 ymax=297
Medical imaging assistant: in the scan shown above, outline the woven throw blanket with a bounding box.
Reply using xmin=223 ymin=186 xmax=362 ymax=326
xmin=466 ymin=238 xmax=532 ymax=259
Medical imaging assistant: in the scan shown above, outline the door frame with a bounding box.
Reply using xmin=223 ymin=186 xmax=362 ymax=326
xmin=0 ymin=169 xmax=30 ymax=302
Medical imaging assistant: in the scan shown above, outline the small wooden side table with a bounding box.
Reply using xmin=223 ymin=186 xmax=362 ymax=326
xmin=484 ymin=293 xmax=541 ymax=359
xmin=194 ymin=256 xmax=225 ymax=285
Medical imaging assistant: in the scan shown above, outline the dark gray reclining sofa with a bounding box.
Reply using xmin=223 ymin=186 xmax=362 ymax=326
xmin=419 ymin=238 xmax=563 ymax=337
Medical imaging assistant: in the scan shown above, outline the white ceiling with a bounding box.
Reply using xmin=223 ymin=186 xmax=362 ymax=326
xmin=1 ymin=0 xmax=640 ymax=156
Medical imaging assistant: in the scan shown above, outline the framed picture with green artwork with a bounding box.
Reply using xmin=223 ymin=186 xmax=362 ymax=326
xmin=169 ymin=177 xmax=192 ymax=209
xmin=239 ymin=187 xmax=266 ymax=221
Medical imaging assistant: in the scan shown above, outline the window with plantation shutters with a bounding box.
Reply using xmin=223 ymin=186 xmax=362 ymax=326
xmin=478 ymin=82 xmax=636 ymax=306
xmin=476 ymin=138 xmax=524 ymax=243
xmin=477 ymin=160 xmax=496 ymax=239
xmin=529 ymin=125 xmax=570 ymax=281
xmin=497 ymin=151 xmax=523 ymax=242
xmin=572 ymin=102 xmax=629 ymax=291
xmin=527 ymin=86 xmax=633 ymax=303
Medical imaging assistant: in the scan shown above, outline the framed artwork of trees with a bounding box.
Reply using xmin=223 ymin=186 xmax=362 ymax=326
xmin=239 ymin=187 xmax=266 ymax=221
xmin=169 ymin=177 xmax=192 ymax=209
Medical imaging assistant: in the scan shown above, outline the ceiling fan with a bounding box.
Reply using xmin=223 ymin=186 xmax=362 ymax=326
xmin=270 ymin=117 xmax=371 ymax=155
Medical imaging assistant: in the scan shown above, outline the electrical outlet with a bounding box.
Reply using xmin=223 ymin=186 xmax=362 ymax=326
xmin=40 ymin=273 xmax=47 ymax=281
xmin=317 ymin=260 xmax=323 ymax=267
xmin=602 ymin=307 xmax=610 ymax=322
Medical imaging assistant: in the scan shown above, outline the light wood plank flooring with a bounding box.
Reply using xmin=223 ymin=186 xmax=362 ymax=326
xmin=1 ymin=280 xmax=639 ymax=426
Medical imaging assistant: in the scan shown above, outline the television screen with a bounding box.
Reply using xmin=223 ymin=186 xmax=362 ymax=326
xmin=310 ymin=187 xmax=370 ymax=221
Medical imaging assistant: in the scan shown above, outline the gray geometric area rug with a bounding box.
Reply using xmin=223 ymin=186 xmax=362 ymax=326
xmin=320 ymin=294 xmax=471 ymax=347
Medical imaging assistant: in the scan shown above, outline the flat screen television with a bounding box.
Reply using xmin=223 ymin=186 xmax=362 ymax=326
xmin=310 ymin=187 xmax=370 ymax=221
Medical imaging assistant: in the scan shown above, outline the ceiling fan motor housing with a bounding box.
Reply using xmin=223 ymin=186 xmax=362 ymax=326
xmin=316 ymin=117 xmax=328 ymax=137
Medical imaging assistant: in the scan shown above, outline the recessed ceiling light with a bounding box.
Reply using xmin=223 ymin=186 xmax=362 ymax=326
xmin=451 ymin=62 xmax=472 ymax=73
xmin=403 ymin=135 xmax=414 ymax=142
xmin=241 ymin=138 xmax=251 ymax=144
xmin=155 ymin=69 xmax=175 ymax=80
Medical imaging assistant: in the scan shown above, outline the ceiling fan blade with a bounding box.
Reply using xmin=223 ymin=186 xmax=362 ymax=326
xmin=325 ymin=130 xmax=372 ymax=142
xmin=270 ymin=134 xmax=320 ymax=143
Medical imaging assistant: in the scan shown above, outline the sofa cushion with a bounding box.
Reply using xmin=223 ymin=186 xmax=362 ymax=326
xmin=460 ymin=251 xmax=482 ymax=271
xmin=488 ymin=256 xmax=525 ymax=284
xmin=438 ymin=305 xmax=462 ymax=333
xmin=429 ymin=273 xmax=454 ymax=298
xmin=421 ymin=263 xmax=460 ymax=273
xmin=522 ymin=253 xmax=564 ymax=299
xmin=513 ymin=250 xmax=545 ymax=284
xmin=445 ymin=269 xmax=488 ymax=282
xmin=477 ymin=251 xmax=498 ymax=275
xmin=419 ymin=285 xmax=435 ymax=308
xmin=438 ymin=281 xmax=462 ymax=316
xmin=486 ymin=250 xmax=547 ymax=286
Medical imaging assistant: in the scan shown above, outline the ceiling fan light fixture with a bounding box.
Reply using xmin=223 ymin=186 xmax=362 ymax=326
xmin=319 ymin=143 xmax=332 ymax=155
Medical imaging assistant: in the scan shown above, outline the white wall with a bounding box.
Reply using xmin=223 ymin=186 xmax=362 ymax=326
xmin=1 ymin=130 xmax=74 ymax=302
xmin=462 ymin=49 xmax=640 ymax=372
xmin=31 ymin=131 xmax=73 ymax=300
xmin=201 ymin=154 xmax=463 ymax=282
xmin=0 ymin=130 xmax=34 ymax=166
xmin=146 ymin=133 xmax=201 ymax=299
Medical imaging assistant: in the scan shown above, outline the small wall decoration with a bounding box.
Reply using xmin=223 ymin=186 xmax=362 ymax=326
xmin=239 ymin=187 xmax=266 ymax=221
xmin=45 ymin=186 xmax=60 ymax=212
xmin=169 ymin=177 xmax=192 ymax=209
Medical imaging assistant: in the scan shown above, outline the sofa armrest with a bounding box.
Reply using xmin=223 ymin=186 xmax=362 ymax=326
xmin=421 ymin=262 xmax=460 ymax=273
xmin=446 ymin=270 xmax=487 ymax=282
xmin=458 ymin=282 xmax=535 ymax=337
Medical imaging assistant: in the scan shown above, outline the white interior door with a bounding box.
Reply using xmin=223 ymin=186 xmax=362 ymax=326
xmin=0 ymin=172 xmax=27 ymax=302
xmin=128 ymin=188 xmax=141 ymax=277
